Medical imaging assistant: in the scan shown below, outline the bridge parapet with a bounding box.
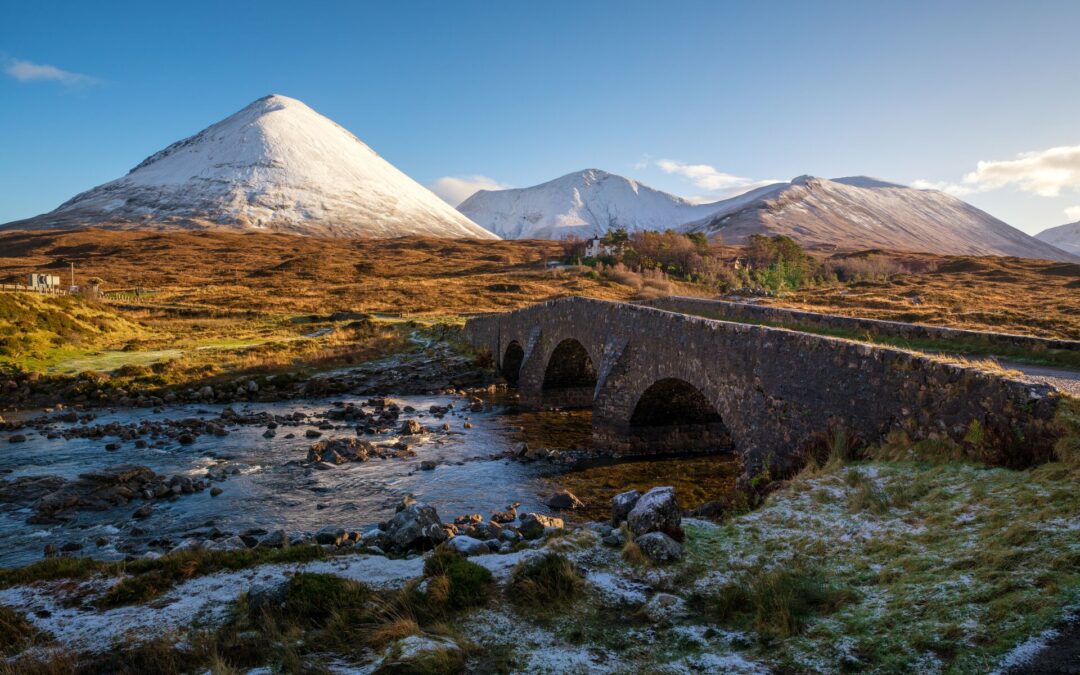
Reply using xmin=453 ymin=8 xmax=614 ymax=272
xmin=464 ymin=297 xmax=1064 ymax=476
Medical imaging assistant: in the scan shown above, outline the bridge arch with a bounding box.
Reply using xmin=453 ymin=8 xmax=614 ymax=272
xmin=501 ymin=340 xmax=524 ymax=385
xmin=541 ymin=338 xmax=598 ymax=408
xmin=625 ymin=377 xmax=733 ymax=454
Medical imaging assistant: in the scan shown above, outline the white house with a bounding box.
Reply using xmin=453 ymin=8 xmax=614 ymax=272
xmin=28 ymin=274 xmax=61 ymax=290
xmin=584 ymin=237 xmax=618 ymax=258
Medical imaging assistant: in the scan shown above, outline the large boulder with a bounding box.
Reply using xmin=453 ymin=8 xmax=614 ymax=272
xmin=627 ymin=486 xmax=682 ymax=539
xmin=611 ymin=489 xmax=642 ymax=527
xmin=518 ymin=512 xmax=564 ymax=540
xmin=635 ymin=531 xmax=683 ymax=564
xmin=384 ymin=502 xmax=447 ymax=552
xmin=544 ymin=489 xmax=584 ymax=510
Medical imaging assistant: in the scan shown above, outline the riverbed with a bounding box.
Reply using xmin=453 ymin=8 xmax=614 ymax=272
xmin=0 ymin=394 xmax=739 ymax=568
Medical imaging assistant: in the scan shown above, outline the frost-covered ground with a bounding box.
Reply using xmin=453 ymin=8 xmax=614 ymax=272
xmin=1 ymin=460 xmax=1077 ymax=673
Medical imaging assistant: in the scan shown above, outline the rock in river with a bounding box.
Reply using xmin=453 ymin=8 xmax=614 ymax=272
xmin=383 ymin=501 xmax=447 ymax=552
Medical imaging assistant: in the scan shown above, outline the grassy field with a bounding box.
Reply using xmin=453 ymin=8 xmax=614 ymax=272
xmin=773 ymin=252 xmax=1080 ymax=340
xmin=0 ymin=230 xmax=1077 ymax=390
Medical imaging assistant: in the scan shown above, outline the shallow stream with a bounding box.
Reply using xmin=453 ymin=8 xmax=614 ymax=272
xmin=0 ymin=394 xmax=738 ymax=568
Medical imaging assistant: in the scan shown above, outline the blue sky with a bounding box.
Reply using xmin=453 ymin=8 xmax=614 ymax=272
xmin=2 ymin=0 xmax=1080 ymax=233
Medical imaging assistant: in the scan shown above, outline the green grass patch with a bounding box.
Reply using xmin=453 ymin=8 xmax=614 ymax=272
xmin=682 ymin=459 xmax=1080 ymax=672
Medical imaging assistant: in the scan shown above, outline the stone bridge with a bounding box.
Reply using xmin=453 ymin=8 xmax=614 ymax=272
xmin=463 ymin=297 xmax=1063 ymax=476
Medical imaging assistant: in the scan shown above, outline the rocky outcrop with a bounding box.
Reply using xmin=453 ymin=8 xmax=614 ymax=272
xmin=6 ymin=464 xmax=212 ymax=523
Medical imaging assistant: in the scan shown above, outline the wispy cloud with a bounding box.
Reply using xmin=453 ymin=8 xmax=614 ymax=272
xmin=915 ymin=144 xmax=1080 ymax=198
xmin=1066 ymin=205 xmax=1080 ymax=222
xmin=4 ymin=58 xmax=97 ymax=86
xmin=909 ymin=178 xmax=973 ymax=196
xmin=428 ymin=175 xmax=510 ymax=206
xmin=656 ymin=159 xmax=777 ymax=198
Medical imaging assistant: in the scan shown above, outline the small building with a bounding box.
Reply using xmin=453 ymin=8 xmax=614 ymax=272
xmin=28 ymin=273 xmax=61 ymax=290
xmin=584 ymin=237 xmax=618 ymax=258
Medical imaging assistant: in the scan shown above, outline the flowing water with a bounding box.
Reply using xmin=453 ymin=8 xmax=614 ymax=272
xmin=0 ymin=393 xmax=739 ymax=568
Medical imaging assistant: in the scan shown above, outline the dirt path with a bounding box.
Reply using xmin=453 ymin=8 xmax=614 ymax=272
xmin=1009 ymin=363 xmax=1080 ymax=398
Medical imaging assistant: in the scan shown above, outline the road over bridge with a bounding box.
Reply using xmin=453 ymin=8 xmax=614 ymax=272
xmin=463 ymin=297 xmax=1065 ymax=477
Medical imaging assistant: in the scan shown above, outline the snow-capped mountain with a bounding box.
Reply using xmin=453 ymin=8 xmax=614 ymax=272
xmin=457 ymin=169 xmax=724 ymax=239
xmin=2 ymin=95 xmax=497 ymax=239
xmin=1035 ymin=221 xmax=1080 ymax=256
xmin=683 ymin=175 xmax=1077 ymax=262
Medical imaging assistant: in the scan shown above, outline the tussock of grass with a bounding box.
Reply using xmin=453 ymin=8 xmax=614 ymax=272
xmin=705 ymin=558 xmax=857 ymax=639
xmin=421 ymin=546 xmax=492 ymax=610
xmin=507 ymin=552 xmax=583 ymax=609
xmin=0 ymin=605 xmax=46 ymax=657
xmin=276 ymin=572 xmax=371 ymax=628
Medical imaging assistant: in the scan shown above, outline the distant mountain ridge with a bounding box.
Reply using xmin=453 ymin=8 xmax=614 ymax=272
xmin=683 ymin=175 xmax=1075 ymax=261
xmin=457 ymin=169 xmax=723 ymax=239
xmin=2 ymin=95 xmax=497 ymax=239
xmin=1035 ymin=221 xmax=1080 ymax=256
xmin=462 ymin=169 xmax=1075 ymax=261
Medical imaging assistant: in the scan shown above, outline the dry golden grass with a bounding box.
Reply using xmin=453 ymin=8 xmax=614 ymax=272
xmin=774 ymin=252 xmax=1080 ymax=339
xmin=0 ymin=229 xmax=640 ymax=316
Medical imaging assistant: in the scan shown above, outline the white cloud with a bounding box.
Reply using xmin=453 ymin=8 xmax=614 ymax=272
xmin=428 ymin=175 xmax=510 ymax=206
xmin=656 ymin=159 xmax=777 ymax=198
xmin=916 ymin=144 xmax=1080 ymax=199
xmin=1065 ymin=205 xmax=1080 ymax=222
xmin=960 ymin=145 xmax=1080 ymax=197
xmin=4 ymin=58 xmax=97 ymax=86
xmin=909 ymin=179 xmax=973 ymax=196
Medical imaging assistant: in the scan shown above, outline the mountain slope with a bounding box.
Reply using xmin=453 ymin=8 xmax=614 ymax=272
xmin=1035 ymin=221 xmax=1080 ymax=256
xmin=457 ymin=169 xmax=724 ymax=239
xmin=2 ymin=95 xmax=497 ymax=239
xmin=684 ymin=175 xmax=1076 ymax=261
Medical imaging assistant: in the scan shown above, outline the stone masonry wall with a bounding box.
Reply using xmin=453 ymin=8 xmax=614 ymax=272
xmin=463 ymin=297 xmax=1064 ymax=476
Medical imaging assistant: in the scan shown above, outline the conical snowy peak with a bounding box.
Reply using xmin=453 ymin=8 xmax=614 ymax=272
xmin=5 ymin=95 xmax=497 ymax=239
xmin=458 ymin=169 xmax=722 ymax=239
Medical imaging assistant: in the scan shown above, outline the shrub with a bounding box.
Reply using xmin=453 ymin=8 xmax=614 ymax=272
xmin=278 ymin=573 xmax=371 ymax=628
xmin=507 ymin=553 xmax=582 ymax=608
